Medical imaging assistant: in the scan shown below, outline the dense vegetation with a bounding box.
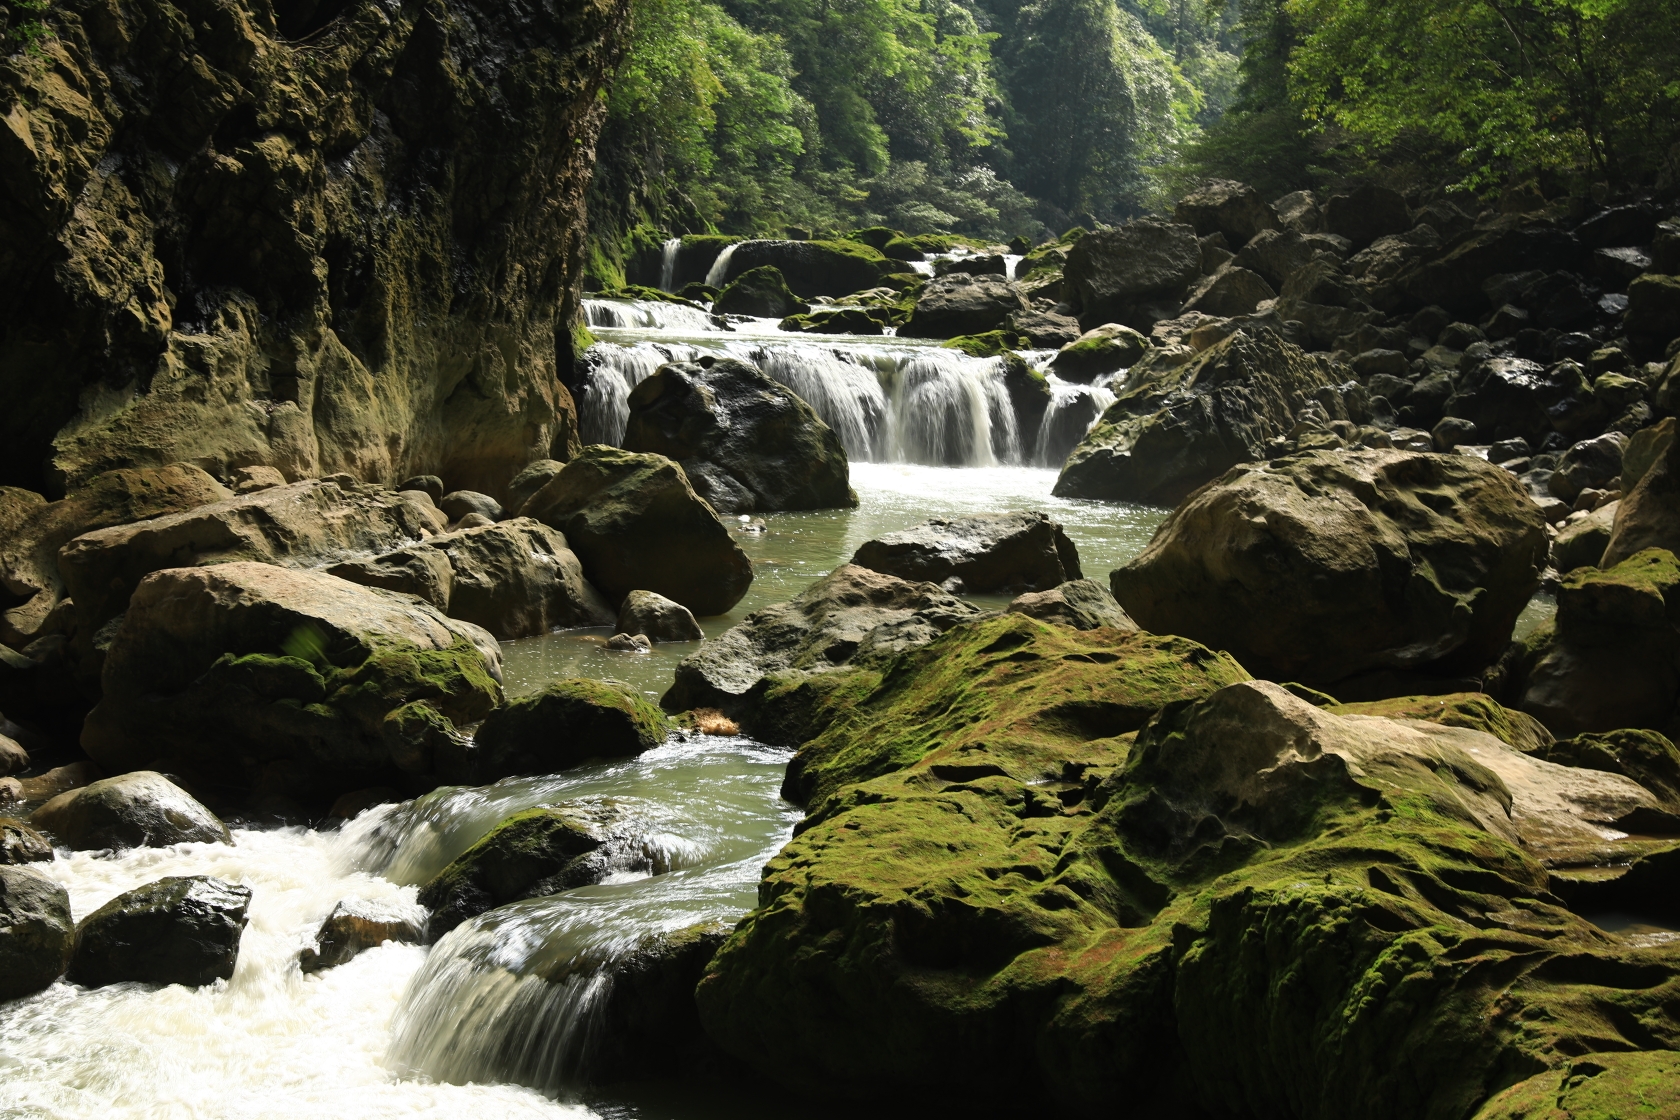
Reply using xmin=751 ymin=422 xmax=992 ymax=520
xmin=586 ymin=0 xmax=1680 ymax=280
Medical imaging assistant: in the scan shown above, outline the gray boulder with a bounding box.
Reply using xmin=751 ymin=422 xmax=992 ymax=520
xmin=1180 ymin=267 xmax=1276 ymax=317
xmin=1174 ymin=180 xmax=1280 ymax=247
xmin=1009 ymin=309 xmax=1083 ymax=349
xmin=329 ymin=518 xmax=615 ymax=639
xmin=0 ymin=865 xmax=73 ymax=999
xmin=1007 ymin=580 xmax=1136 ymax=631
xmin=1549 ymin=433 xmax=1629 ymax=504
xmin=1233 ymin=228 xmax=1348 ymax=289
xmin=31 ymin=771 xmax=229 ymax=851
xmin=663 ymin=564 xmax=982 ymax=719
xmin=623 ymin=358 xmax=856 ymax=514
xmin=522 ymin=446 xmax=754 ymax=616
xmin=69 ymin=875 xmax=251 ymax=988
xmin=901 ymin=274 xmax=1030 ymax=339
xmin=1053 ymin=328 xmax=1341 ymax=504
xmin=439 ymin=491 xmax=504 ymax=525
xmin=1063 ymin=220 xmax=1202 ymax=329
xmin=850 ymin=512 xmax=1081 ymax=593
xmin=617 ymin=590 xmax=704 ymax=643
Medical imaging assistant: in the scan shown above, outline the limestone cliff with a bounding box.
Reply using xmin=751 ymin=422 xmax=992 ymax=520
xmin=0 ymin=0 xmax=625 ymax=498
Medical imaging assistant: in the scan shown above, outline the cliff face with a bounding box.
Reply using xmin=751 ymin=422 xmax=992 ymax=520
xmin=0 ymin=0 xmax=625 ymax=498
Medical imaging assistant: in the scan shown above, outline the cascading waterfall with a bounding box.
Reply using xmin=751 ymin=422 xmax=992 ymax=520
xmin=575 ymin=341 xmax=706 ymax=446
xmin=1037 ymin=374 xmax=1117 ymax=467
xmin=703 ymin=243 xmax=739 ymax=289
xmin=583 ymin=299 xmax=714 ymax=333
xmin=885 ymin=351 xmax=1020 ymax=466
xmin=1004 ymin=253 xmax=1023 ymax=280
xmin=657 ymin=238 xmax=682 ymax=292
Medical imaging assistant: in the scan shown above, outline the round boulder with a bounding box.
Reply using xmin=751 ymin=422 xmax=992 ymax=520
xmin=850 ymin=511 xmax=1082 ymax=594
xmin=0 ymin=864 xmax=74 ymax=999
xmin=69 ymin=874 xmax=251 ymax=988
xmin=470 ymin=678 xmax=670 ymax=782
xmin=712 ymin=265 xmax=808 ymax=319
xmin=901 ymin=274 xmax=1030 ymax=339
xmin=1049 ymin=324 xmax=1149 ymax=383
xmin=617 ymin=590 xmax=705 ymax=643
xmin=31 ymin=771 xmax=230 ymax=851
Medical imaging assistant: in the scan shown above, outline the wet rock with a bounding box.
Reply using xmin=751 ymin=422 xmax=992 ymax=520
xmin=470 ymin=679 xmax=669 ymax=782
xmin=606 ymin=632 xmax=653 ymax=652
xmin=523 ymin=447 xmax=753 ymax=616
xmin=0 ymin=865 xmax=74 ymax=1000
xmin=0 ymin=464 xmax=231 ymax=650
xmin=778 ymin=307 xmax=887 ymax=335
xmin=663 ymin=564 xmax=981 ymax=720
xmin=1114 ymin=449 xmax=1548 ymax=688
xmin=31 ymin=771 xmax=229 ymax=851
xmin=901 ymin=274 xmax=1030 ymax=339
xmin=1173 ymin=180 xmax=1280 ymax=247
xmin=80 ymin=563 xmax=502 ymax=798
xmin=1008 ymin=309 xmax=1082 ymax=349
xmin=1603 ymin=428 xmax=1680 ymax=566
xmin=2 ymin=761 xmax=99 ymax=808
xmin=0 ymin=733 xmax=26 ymax=778
xmin=713 ymin=241 xmax=895 ymax=300
xmin=438 ymin=491 xmax=503 ymax=525
xmin=851 ymin=511 xmax=1081 ymax=594
xmin=1048 ymin=324 xmax=1150 ymax=382
xmin=1442 ymin=357 xmax=1587 ymax=449
xmin=1549 ymin=433 xmax=1627 ymax=503
xmin=712 ymin=266 xmax=809 ymax=319
xmin=1323 ymin=184 xmax=1411 ymax=249
xmin=69 ymin=875 xmax=251 ymax=988
xmin=1553 ymin=502 xmax=1617 ymax=571
xmin=1006 ymin=579 xmax=1135 ymax=631
xmin=1529 ymin=728 xmax=1680 ymax=814
xmin=1062 ymin=220 xmax=1202 ymax=329
xmin=1053 ymin=328 xmax=1341 ymax=504
xmin=418 ymin=803 xmax=632 ymax=937
xmin=589 ymin=921 xmax=735 ymax=1082
xmin=299 ymin=898 xmax=426 ymax=972
xmin=507 ymin=461 xmax=567 ymax=517
xmin=623 ymin=359 xmax=856 ymax=514
xmin=57 ymin=479 xmax=448 ymax=632
xmin=1180 ymin=266 xmax=1276 ymax=317
xmin=0 ymin=820 xmax=52 ymax=863
xmin=330 ymin=519 xmax=615 ymax=640
xmin=617 ymin=590 xmax=704 ymax=643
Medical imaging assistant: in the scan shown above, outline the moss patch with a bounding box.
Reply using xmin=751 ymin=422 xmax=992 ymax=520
xmin=1332 ymin=692 xmax=1554 ymax=753
xmin=473 ymin=677 xmax=669 ymax=781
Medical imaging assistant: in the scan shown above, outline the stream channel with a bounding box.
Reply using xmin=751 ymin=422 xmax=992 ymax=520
xmin=0 ymin=289 xmax=1556 ymax=1117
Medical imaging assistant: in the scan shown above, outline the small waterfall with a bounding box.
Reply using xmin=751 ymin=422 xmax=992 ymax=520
xmin=1037 ymin=375 xmax=1116 ymax=468
xmin=704 ymin=242 xmax=740 ymax=289
xmin=583 ymin=298 xmax=714 ymax=333
xmin=753 ymin=345 xmax=891 ymax=460
xmin=1004 ymin=254 xmax=1024 ymax=280
xmin=573 ymin=340 xmax=709 ymax=446
xmin=885 ymin=352 xmax=1020 ymax=467
xmin=658 ymin=237 xmax=682 ymax=292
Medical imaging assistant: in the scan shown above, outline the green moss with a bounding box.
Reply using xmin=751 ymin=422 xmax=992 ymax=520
xmin=473 ymin=677 xmax=669 ymax=779
xmin=597 ymin=284 xmax=706 ymax=308
xmin=327 ymin=636 xmax=502 ymax=736
xmin=1473 ymin=1050 xmax=1680 ymax=1119
xmin=681 ymin=233 xmax=737 ymax=252
xmin=846 ymin=227 xmax=899 ymax=250
xmin=417 ymin=805 xmax=611 ymax=936
xmin=744 ymin=667 xmax=881 ymax=746
xmin=1332 ymin=692 xmax=1554 ymax=753
xmin=1533 ymin=727 xmax=1680 ymax=808
xmin=941 ymin=331 xmax=1026 ymax=358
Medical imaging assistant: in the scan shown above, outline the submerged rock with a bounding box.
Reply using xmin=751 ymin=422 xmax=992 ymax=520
xmin=0 ymin=865 xmax=74 ymax=1000
xmin=81 ymin=563 xmax=502 ymax=798
xmin=300 ymin=898 xmax=426 ymax=972
xmin=30 ymin=771 xmax=229 ymax=851
xmin=616 ymin=590 xmax=704 ymax=643
xmin=622 ymin=359 xmax=856 ymax=514
xmin=469 ymin=679 xmax=669 ymax=783
xmin=1114 ymin=449 xmax=1548 ymax=689
xmin=850 ymin=511 xmax=1081 ymax=593
xmin=522 ymin=447 xmax=754 ymax=616
xmin=1007 ymin=579 xmax=1136 ymax=631
xmin=69 ymin=875 xmax=251 ymax=988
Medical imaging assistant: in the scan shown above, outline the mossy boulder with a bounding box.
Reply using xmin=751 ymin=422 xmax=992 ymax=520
xmin=1048 ymin=324 xmax=1149 ymax=383
xmin=417 ymin=803 xmax=630 ymax=937
xmin=714 ymin=241 xmax=896 ymax=299
xmin=1530 ymin=728 xmax=1680 ymax=812
xmin=471 ymin=678 xmax=669 ymax=782
xmin=1331 ymin=692 xmax=1554 ymax=754
xmin=939 ymin=330 xmax=1025 ymax=357
xmin=778 ymin=308 xmax=887 ymax=335
xmin=711 ymin=266 xmax=809 ymax=319
xmin=80 ymin=562 xmax=502 ymax=800
xmin=522 ymin=446 xmax=754 ymax=616
xmin=900 ymin=274 xmax=1029 ymax=339
xmin=1473 ymin=1051 xmax=1680 ymax=1120
xmin=1114 ymin=449 xmax=1549 ymax=690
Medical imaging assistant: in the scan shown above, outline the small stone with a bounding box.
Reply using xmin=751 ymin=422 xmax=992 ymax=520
xmin=0 ymin=819 xmax=53 ymax=863
xmin=1432 ymin=416 xmax=1479 ymax=452
xmin=607 ymin=632 xmax=653 ymax=652
xmin=299 ymin=898 xmax=425 ymax=972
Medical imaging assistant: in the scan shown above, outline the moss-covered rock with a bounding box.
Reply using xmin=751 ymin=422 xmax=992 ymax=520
xmin=471 ymin=678 xmax=668 ymax=782
xmin=939 ymin=330 xmax=1026 ymax=357
xmin=714 ymin=241 xmax=896 ymax=299
xmin=1048 ymin=323 xmax=1149 ymax=383
xmin=778 ymin=308 xmax=887 ymax=335
xmin=1332 ymin=692 xmax=1554 ymax=754
xmin=1531 ymin=728 xmax=1680 ymax=812
xmin=711 ymin=266 xmax=809 ymax=319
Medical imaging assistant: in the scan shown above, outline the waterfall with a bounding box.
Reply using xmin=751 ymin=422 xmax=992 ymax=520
xmin=1004 ymin=254 xmax=1024 ymax=280
xmin=703 ymin=243 xmax=740 ymax=289
xmin=658 ymin=237 xmax=682 ymax=292
xmin=752 ymin=345 xmax=891 ymax=460
xmin=583 ymin=298 xmax=714 ymax=333
xmin=574 ymin=340 xmax=708 ymax=446
xmin=1037 ymin=375 xmax=1117 ymax=468
xmin=882 ymin=351 xmax=1021 ymax=467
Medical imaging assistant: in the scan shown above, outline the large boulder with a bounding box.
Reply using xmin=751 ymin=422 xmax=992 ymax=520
xmin=417 ymin=802 xmax=634 ymax=937
xmin=328 ymin=518 xmax=615 ymax=640
xmin=1552 ymin=501 xmax=1618 ymax=571
xmin=1052 ymin=328 xmax=1340 ymax=504
xmin=699 ymin=660 xmax=1680 ymax=1113
xmin=1062 ymin=220 xmax=1202 ymax=328
xmin=1625 ymin=273 xmax=1680 ymax=344
xmin=1603 ymin=427 xmax=1680 ymax=566
xmin=622 ymin=359 xmax=856 ymax=514
xmin=1114 ymin=449 xmax=1548 ymax=688
xmin=1393 ymin=219 xmax=1583 ymax=313
xmin=1179 ymin=266 xmax=1276 ymax=317
xmin=1174 ymin=180 xmax=1280 ymax=247
xmin=0 ymin=465 xmax=231 ymax=650
xmin=1442 ymin=357 xmax=1590 ymax=449
xmin=849 ymin=512 xmax=1081 ymax=593
xmin=0 ymin=865 xmax=74 ymax=1000
xmin=31 ymin=771 xmax=229 ymax=851
xmin=1548 ymin=433 xmax=1627 ymax=503
xmin=69 ymin=875 xmax=251 ymax=988
xmin=711 ymin=265 xmax=809 ymax=319
xmin=57 ymin=478 xmax=447 ymax=632
xmin=469 ymin=678 xmax=669 ymax=782
xmin=1233 ymin=228 xmax=1348 ymax=289
xmin=522 ymin=447 xmax=753 ymax=616
xmin=1323 ymin=184 xmax=1411 ymax=249
xmin=662 ymin=564 xmax=982 ymax=724
xmin=714 ymin=241 xmax=894 ymax=299
xmin=900 ymin=274 xmax=1030 ymax=339
xmin=617 ymin=590 xmax=704 ymax=643
xmin=80 ymin=563 xmax=503 ymax=799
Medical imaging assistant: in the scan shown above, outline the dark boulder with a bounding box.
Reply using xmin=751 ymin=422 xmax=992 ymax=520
xmin=507 ymin=461 xmax=567 ymax=516
xmin=1604 ymin=433 xmax=1680 ymax=567
xmin=31 ymin=771 xmax=229 ymax=851
xmin=1323 ymin=184 xmax=1411 ymax=249
xmin=469 ymin=679 xmax=669 ymax=782
xmin=715 ymin=241 xmax=894 ymax=299
xmin=1063 ymin=220 xmax=1202 ymax=329
xmin=1114 ymin=449 xmax=1549 ymax=687
xmin=523 ymin=446 xmax=754 ymax=616
xmin=299 ymin=898 xmax=426 ymax=972
xmin=0 ymin=865 xmax=74 ymax=999
xmin=850 ymin=512 xmax=1081 ymax=594
xmin=1395 ymin=220 xmax=1583 ymax=314
xmin=1233 ymin=228 xmax=1348 ymax=289
xmin=0 ymin=820 xmax=53 ymax=864
xmin=1180 ymin=267 xmax=1276 ymax=317
xmin=1173 ymin=180 xmax=1280 ymax=247
xmin=70 ymin=875 xmax=250 ymax=988
xmin=1006 ymin=579 xmax=1135 ymax=631
xmin=779 ymin=308 xmax=886 ymax=335
xmin=622 ymin=359 xmax=856 ymax=514
xmin=1625 ymin=273 xmax=1680 ymax=344
xmin=1443 ymin=357 xmax=1588 ymax=448
xmin=901 ymin=274 xmax=1030 ymax=339
xmin=1549 ymin=434 xmax=1628 ymax=503
xmin=1049 ymin=324 xmax=1150 ymax=382
xmin=712 ymin=266 xmax=809 ymax=319
xmin=617 ymin=590 xmax=704 ymax=643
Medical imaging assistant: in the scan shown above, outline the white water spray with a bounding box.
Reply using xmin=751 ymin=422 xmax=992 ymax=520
xmin=657 ymin=238 xmax=682 ymax=292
